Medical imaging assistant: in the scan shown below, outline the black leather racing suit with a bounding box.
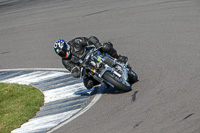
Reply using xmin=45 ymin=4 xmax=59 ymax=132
xmin=62 ymin=36 xmax=119 ymax=89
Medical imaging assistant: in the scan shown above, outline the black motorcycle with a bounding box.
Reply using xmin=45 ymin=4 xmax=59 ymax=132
xmin=79 ymin=45 xmax=138 ymax=92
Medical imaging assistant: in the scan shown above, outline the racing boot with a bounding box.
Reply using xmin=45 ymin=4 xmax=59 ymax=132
xmin=117 ymin=55 xmax=128 ymax=63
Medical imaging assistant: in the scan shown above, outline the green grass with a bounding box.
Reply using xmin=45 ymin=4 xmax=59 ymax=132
xmin=0 ymin=83 xmax=44 ymax=133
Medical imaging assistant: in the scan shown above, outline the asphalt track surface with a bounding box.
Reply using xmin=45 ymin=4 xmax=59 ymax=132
xmin=0 ymin=0 xmax=200 ymax=133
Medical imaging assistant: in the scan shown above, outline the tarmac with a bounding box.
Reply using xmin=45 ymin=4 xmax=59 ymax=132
xmin=1 ymin=0 xmax=200 ymax=133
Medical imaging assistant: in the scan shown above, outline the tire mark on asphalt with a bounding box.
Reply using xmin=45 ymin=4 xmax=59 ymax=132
xmin=82 ymin=9 xmax=110 ymax=17
xmin=133 ymin=121 xmax=143 ymax=129
xmin=132 ymin=90 xmax=139 ymax=102
xmin=0 ymin=51 xmax=10 ymax=54
xmin=182 ymin=113 xmax=195 ymax=121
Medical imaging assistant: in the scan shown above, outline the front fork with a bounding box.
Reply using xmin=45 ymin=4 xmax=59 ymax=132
xmin=100 ymin=64 xmax=128 ymax=81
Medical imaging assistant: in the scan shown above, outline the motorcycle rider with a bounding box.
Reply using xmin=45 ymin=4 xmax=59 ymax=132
xmin=54 ymin=36 xmax=136 ymax=89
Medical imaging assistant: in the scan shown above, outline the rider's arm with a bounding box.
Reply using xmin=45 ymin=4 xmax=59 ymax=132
xmin=62 ymin=59 xmax=80 ymax=78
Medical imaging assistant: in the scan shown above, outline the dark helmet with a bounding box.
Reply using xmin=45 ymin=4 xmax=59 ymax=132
xmin=54 ymin=39 xmax=71 ymax=58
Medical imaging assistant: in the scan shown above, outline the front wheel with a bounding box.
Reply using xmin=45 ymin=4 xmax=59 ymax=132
xmin=102 ymin=71 xmax=132 ymax=92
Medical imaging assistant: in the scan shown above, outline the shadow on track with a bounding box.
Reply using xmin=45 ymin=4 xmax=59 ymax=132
xmin=74 ymin=79 xmax=139 ymax=97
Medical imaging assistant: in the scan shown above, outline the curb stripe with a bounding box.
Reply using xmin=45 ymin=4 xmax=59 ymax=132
xmin=0 ymin=68 xmax=103 ymax=133
xmin=0 ymin=71 xmax=33 ymax=81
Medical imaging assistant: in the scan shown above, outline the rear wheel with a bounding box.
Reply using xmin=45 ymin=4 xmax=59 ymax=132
xmin=102 ymin=71 xmax=132 ymax=92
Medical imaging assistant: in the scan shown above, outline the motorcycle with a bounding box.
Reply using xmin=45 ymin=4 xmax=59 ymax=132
xmin=79 ymin=45 xmax=138 ymax=92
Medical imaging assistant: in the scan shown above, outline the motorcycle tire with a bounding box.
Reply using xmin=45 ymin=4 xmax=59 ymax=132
xmin=129 ymin=70 xmax=138 ymax=84
xmin=102 ymin=71 xmax=132 ymax=92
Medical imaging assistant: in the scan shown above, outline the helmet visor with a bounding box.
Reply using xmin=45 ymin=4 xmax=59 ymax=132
xmin=58 ymin=50 xmax=67 ymax=57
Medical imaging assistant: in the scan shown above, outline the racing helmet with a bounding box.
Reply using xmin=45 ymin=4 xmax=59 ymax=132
xmin=54 ymin=39 xmax=71 ymax=58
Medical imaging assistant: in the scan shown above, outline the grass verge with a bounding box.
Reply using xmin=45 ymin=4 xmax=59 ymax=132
xmin=0 ymin=83 xmax=44 ymax=133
